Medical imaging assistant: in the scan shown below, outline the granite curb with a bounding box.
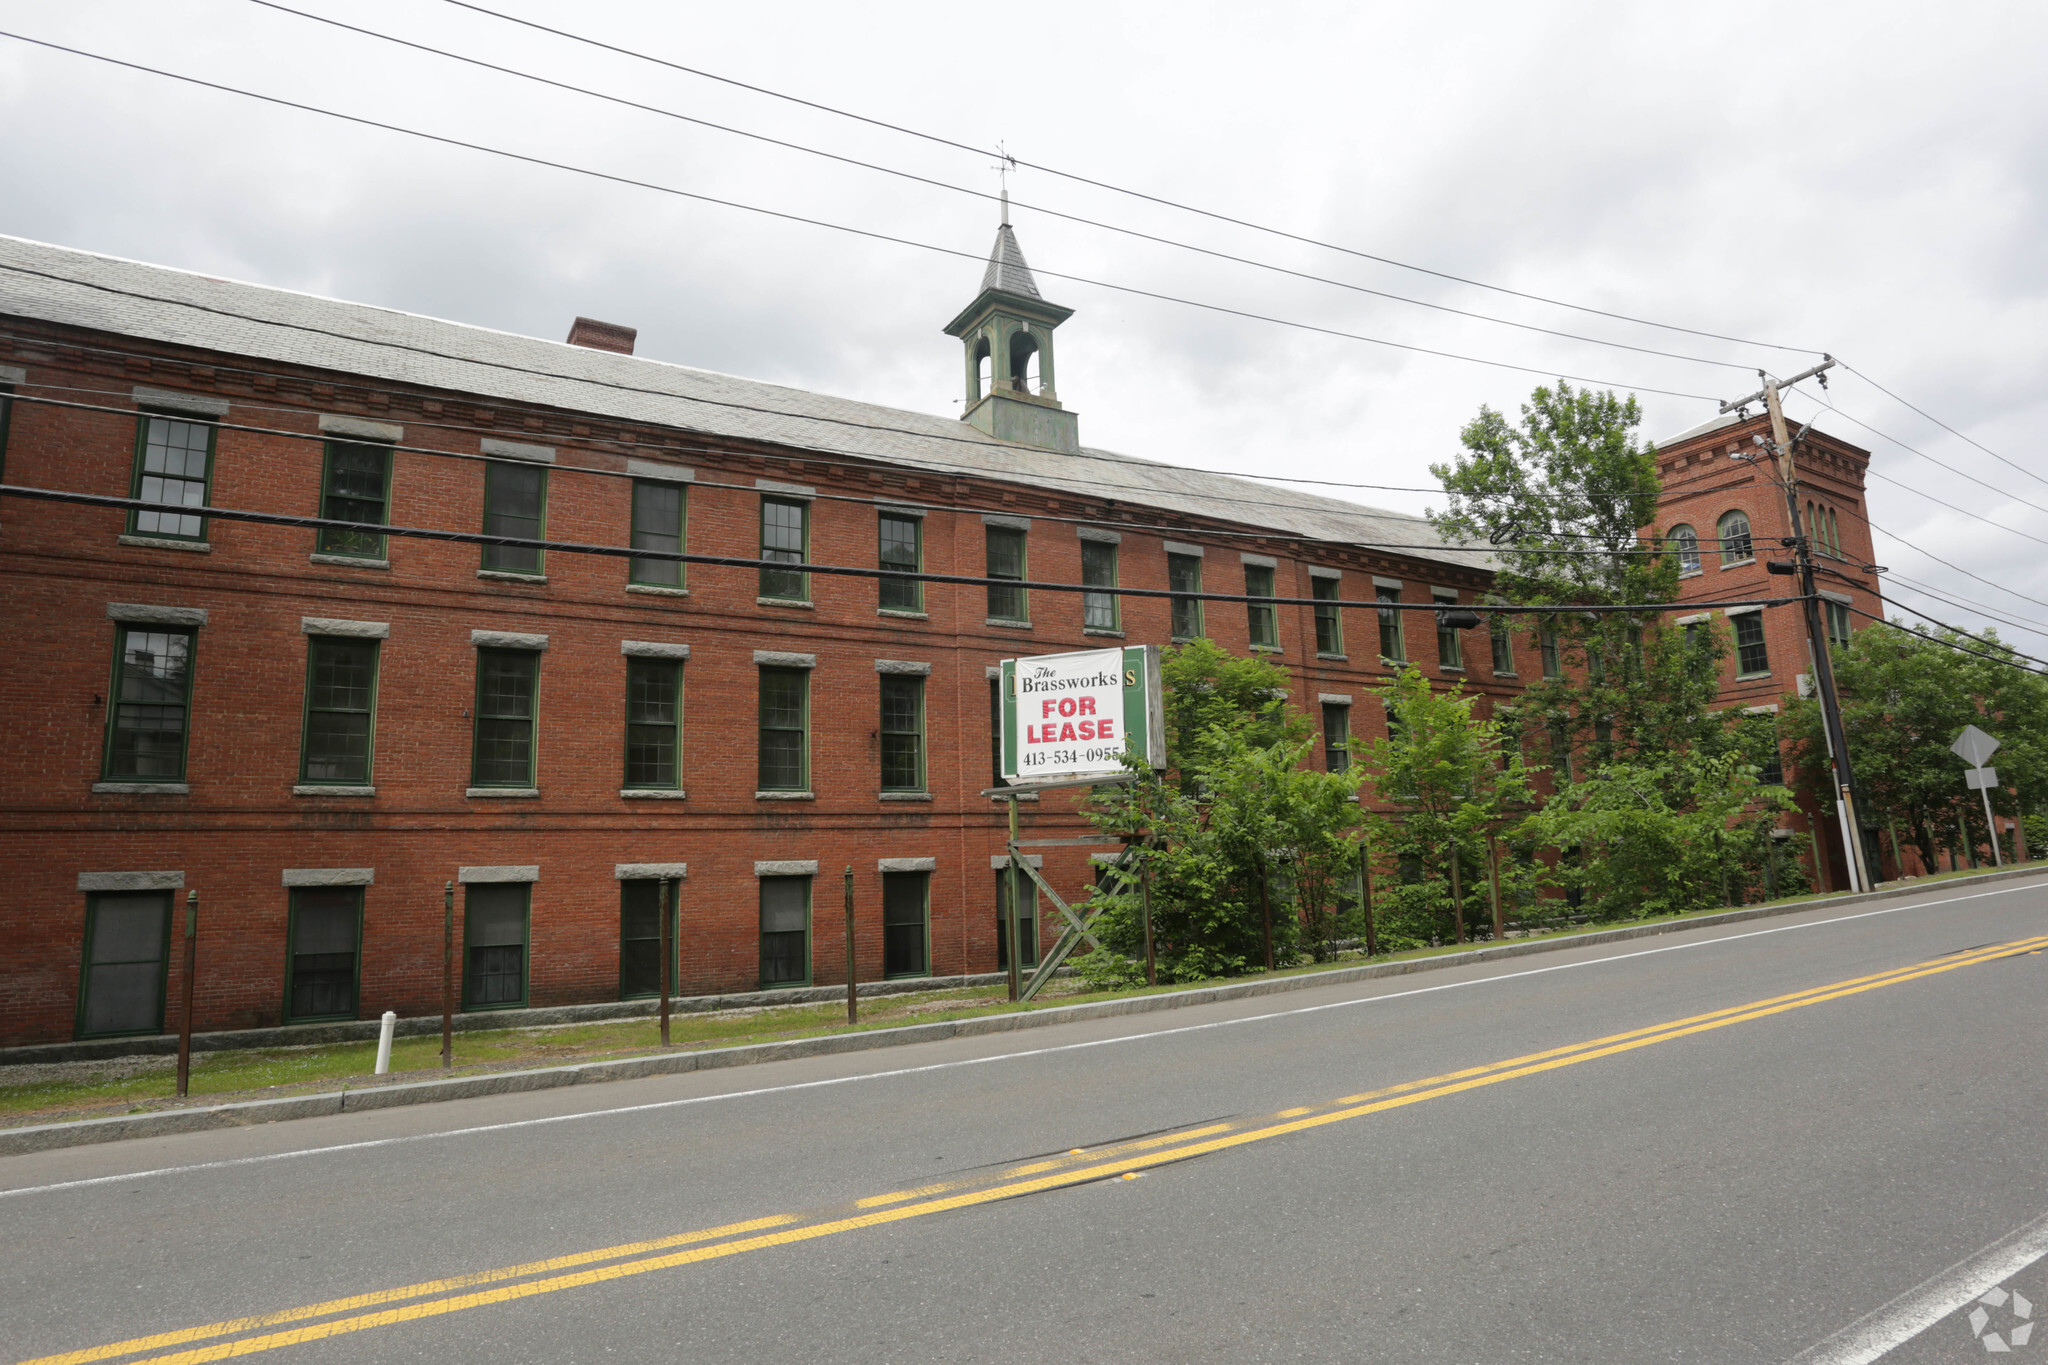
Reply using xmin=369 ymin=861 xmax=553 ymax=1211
xmin=5 ymin=864 xmax=2043 ymax=1158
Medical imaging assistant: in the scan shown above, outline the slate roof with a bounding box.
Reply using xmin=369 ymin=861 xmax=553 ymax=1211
xmin=0 ymin=233 xmax=1486 ymax=570
xmin=979 ymin=223 xmax=1043 ymax=300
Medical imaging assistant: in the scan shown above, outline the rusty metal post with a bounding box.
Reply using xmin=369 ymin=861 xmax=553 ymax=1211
xmin=1139 ymin=851 xmax=1156 ymax=988
xmin=844 ymin=865 xmax=857 ymax=1025
xmin=1488 ymin=833 xmax=1504 ymax=941
xmin=175 ymin=890 xmax=197 ymax=1098
xmin=1258 ymin=857 xmax=1275 ymax=971
xmin=1449 ymin=846 xmax=1465 ymax=945
xmin=1005 ymin=798 xmax=1023 ymax=1003
xmin=658 ymin=877 xmax=673 ymax=1046
xmin=441 ymin=880 xmax=454 ymax=1069
xmin=1361 ymin=843 xmax=1378 ymax=957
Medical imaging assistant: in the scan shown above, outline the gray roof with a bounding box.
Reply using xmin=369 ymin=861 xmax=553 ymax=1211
xmin=979 ymin=224 xmax=1042 ymax=300
xmin=0 ymin=233 xmax=1484 ymax=570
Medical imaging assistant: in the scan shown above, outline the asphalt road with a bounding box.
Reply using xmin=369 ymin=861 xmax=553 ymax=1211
xmin=6 ymin=874 xmax=2048 ymax=1364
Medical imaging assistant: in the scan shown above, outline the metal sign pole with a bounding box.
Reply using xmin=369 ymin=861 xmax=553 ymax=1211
xmin=1981 ymin=784 xmax=2005 ymax=867
xmin=1005 ymin=797 xmax=1024 ymax=1003
xmin=1140 ymin=850 xmax=1156 ymax=988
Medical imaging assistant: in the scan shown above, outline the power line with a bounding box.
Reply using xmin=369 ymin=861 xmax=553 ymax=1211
xmin=0 ymin=387 xmax=1700 ymax=565
xmin=1783 ymin=388 xmax=2048 ymax=529
xmin=1842 ymin=599 xmax=2048 ymax=677
xmin=237 ymin=0 xmax=1762 ymax=376
xmin=0 ymin=481 xmax=1798 ymax=615
xmin=1840 ymin=360 xmax=2048 ymax=494
xmin=438 ymin=0 xmax=1820 ymax=358
xmin=0 ymin=29 xmax=1727 ymax=404
xmin=1880 ymin=573 xmax=2048 ymax=644
xmin=1858 ymin=513 xmax=2048 ymax=617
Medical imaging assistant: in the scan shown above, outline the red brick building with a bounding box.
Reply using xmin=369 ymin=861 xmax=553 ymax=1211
xmin=0 ymin=226 xmax=1881 ymax=1049
xmin=0 ymin=228 xmax=1534 ymax=1048
xmin=1652 ymin=409 xmax=1884 ymax=890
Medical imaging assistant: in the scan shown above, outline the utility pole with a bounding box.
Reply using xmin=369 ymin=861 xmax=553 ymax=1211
xmin=1722 ymin=357 xmax=1874 ymax=893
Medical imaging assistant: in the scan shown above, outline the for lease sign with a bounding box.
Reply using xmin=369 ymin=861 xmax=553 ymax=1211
xmin=1002 ymin=647 xmax=1131 ymax=781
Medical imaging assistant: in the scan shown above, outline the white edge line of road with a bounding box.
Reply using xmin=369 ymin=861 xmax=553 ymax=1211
xmin=2 ymin=879 xmax=2038 ymax=1202
xmin=1786 ymin=1205 xmax=2048 ymax=1363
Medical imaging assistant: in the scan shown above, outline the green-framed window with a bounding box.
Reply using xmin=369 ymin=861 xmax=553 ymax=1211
xmin=1376 ymin=585 xmax=1405 ymax=662
xmin=472 ymin=648 xmax=539 ymax=787
xmin=1826 ymin=599 xmax=1853 ymax=648
xmin=1322 ymin=702 xmax=1350 ymax=774
xmin=1312 ymin=577 xmax=1342 ymax=655
xmin=1435 ymin=590 xmax=1464 ymax=670
xmin=758 ymin=666 xmax=809 ymax=791
xmin=0 ymin=380 xmax=14 ymax=484
xmin=625 ymin=656 xmax=683 ymax=789
xmin=1245 ymin=564 xmax=1278 ymax=648
xmin=300 ymin=636 xmax=378 ymax=786
xmin=1540 ymin=624 xmax=1562 ymax=680
xmin=761 ymin=497 xmax=809 ymax=601
xmin=986 ymin=526 xmax=1027 ymax=622
xmin=1733 ymin=611 xmax=1770 ymax=677
xmin=129 ymin=413 xmax=215 ymax=541
xmin=619 ymin=878 xmax=677 ymax=999
xmin=316 ymin=440 xmax=392 ymax=559
xmin=878 ymin=512 xmax=922 ymax=612
xmin=629 ymin=479 xmax=686 ymax=587
xmin=1168 ymin=553 xmax=1203 ymax=640
xmin=464 ymin=882 xmax=529 ymax=1009
xmin=1490 ymin=618 xmax=1515 ymax=675
xmin=1549 ymin=721 xmax=1573 ymax=783
xmin=882 ymin=871 xmax=930 ymax=978
xmin=76 ymin=892 xmax=172 ymax=1038
xmin=759 ymin=875 xmax=811 ymax=986
xmin=880 ymin=674 xmax=925 ymax=792
xmin=995 ymin=871 xmax=1039 ymax=970
xmin=1082 ymin=539 xmax=1119 ymax=631
xmin=105 ymin=626 xmax=195 ymax=781
xmin=481 ymin=461 xmax=546 ymax=575
xmin=285 ymin=887 xmax=361 ymax=1022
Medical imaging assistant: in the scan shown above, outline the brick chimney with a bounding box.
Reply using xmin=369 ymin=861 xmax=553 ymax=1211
xmin=565 ymin=317 xmax=637 ymax=355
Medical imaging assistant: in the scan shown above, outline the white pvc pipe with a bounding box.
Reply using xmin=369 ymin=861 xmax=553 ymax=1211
xmin=374 ymin=1010 xmax=396 ymax=1075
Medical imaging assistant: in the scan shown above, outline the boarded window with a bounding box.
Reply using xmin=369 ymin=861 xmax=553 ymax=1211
xmin=629 ymin=480 xmax=685 ymax=587
xmin=878 ymin=513 xmax=921 ymax=612
xmin=464 ymin=883 xmax=529 ymax=1009
xmin=481 ymin=462 xmax=546 ymax=574
xmin=883 ymin=871 xmax=929 ymax=978
xmin=287 ymin=887 xmax=360 ymax=1021
xmin=760 ymin=876 xmax=810 ymax=986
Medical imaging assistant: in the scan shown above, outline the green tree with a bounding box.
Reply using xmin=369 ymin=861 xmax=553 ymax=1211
xmin=1360 ymin=667 xmax=1533 ymax=945
xmin=1518 ymin=750 xmax=1794 ymax=918
xmin=1782 ymin=621 xmax=2048 ymax=869
xmin=1078 ymin=644 xmax=1362 ymax=982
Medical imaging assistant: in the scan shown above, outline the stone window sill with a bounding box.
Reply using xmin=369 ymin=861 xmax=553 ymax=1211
xmin=1736 ymin=671 xmax=1773 ymax=682
xmin=626 ymin=583 xmax=688 ymax=598
xmin=311 ymin=553 xmax=389 ymax=570
xmin=1316 ymin=652 xmax=1348 ymax=662
xmin=878 ymin=791 xmax=934 ymax=802
xmin=477 ymin=570 xmax=547 ymax=584
xmin=1440 ymin=665 xmax=1466 ymax=674
xmin=119 ymin=535 xmax=209 ymax=553
xmin=758 ymin=596 xmax=815 ymax=609
xmin=1251 ymin=644 xmax=1282 ymax=654
xmin=293 ymin=784 xmax=376 ymax=797
xmin=1083 ymin=627 xmax=1125 ymax=638
xmin=466 ymin=787 xmax=540 ymax=798
xmin=1719 ymin=559 xmax=1755 ymax=571
xmin=92 ymin=781 xmax=189 ymax=795
xmin=878 ymin=609 xmax=929 ymax=620
xmin=621 ymin=788 xmax=687 ymax=799
xmin=1493 ymin=671 xmax=1520 ymax=679
xmin=1678 ymin=569 xmax=1703 ymax=579
xmin=986 ymin=618 xmax=1033 ymax=630
xmin=756 ymin=790 xmax=816 ymax=801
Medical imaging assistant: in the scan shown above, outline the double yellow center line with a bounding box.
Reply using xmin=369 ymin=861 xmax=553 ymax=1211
xmin=27 ymin=934 xmax=2047 ymax=1365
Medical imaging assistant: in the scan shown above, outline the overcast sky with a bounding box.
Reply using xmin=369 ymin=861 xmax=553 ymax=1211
xmin=3 ymin=1 xmax=2045 ymax=648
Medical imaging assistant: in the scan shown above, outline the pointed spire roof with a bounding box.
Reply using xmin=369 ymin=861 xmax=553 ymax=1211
xmin=979 ymin=221 xmax=1042 ymax=300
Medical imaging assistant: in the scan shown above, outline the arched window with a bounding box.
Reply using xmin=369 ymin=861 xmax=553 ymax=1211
xmin=1008 ymin=330 xmax=1039 ymax=394
xmin=973 ymin=336 xmax=992 ymax=402
xmin=1669 ymin=525 xmax=1701 ymax=575
xmin=1829 ymin=506 xmax=1843 ymax=557
xmin=1718 ymin=510 xmax=1754 ymax=565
